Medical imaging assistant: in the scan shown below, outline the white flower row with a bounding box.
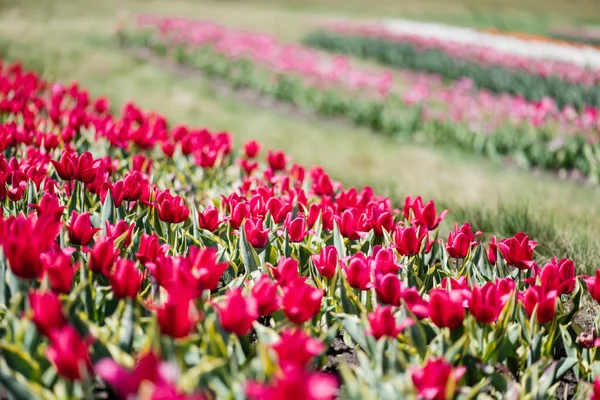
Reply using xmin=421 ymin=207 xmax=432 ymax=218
xmin=382 ymin=19 xmax=600 ymax=69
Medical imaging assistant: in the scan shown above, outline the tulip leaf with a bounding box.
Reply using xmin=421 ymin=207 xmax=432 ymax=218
xmin=101 ymin=192 xmax=114 ymax=232
xmin=334 ymin=313 xmax=369 ymax=355
xmin=0 ymin=252 xmax=7 ymax=307
xmin=333 ymin=221 xmax=346 ymax=258
xmin=118 ymin=299 xmax=135 ymax=353
xmin=0 ymin=370 xmax=43 ymax=400
xmin=0 ymin=342 xmax=40 ymax=381
xmin=239 ymin=226 xmax=260 ymax=273
xmin=178 ymin=356 xmax=227 ymax=392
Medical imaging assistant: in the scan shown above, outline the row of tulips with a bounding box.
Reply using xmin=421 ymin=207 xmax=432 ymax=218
xmin=121 ymin=16 xmax=600 ymax=182
xmin=0 ymin=52 xmax=600 ymax=399
xmin=303 ymin=25 xmax=600 ymax=109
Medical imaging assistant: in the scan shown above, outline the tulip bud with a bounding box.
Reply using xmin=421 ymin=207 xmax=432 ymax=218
xmin=411 ymin=359 xmax=465 ymax=400
xmin=273 ymin=329 xmax=325 ymax=369
xmin=311 ymin=245 xmax=338 ymax=278
xmin=47 ymin=326 xmax=91 ymax=381
xmin=89 ymin=237 xmax=118 ymax=274
xmin=216 ymin=289 xmax=259 ymax=336
xmin=282 ymin=279 xmax=323 ymax=324
xmin=29 ymin=291 xmax=67 ymax=337
xmin=344 ymin=253 xmax=372 ymax=290
xmin=67 ymin=211 xmax=100 ymax=246
xmin=108 ymin=258 xmax=142 ymax=299
xmin=252 ymin=275 xmax=281 ymax=316
xmin=244 ymin=218 xmax=269 ymax=248
xmin=198 ymin=206 xmax=221 ymax=232
xmin=428 ymin=289 xmax=465 ymax=329
xmin=367 ymin=306 xmax=414 ymax=339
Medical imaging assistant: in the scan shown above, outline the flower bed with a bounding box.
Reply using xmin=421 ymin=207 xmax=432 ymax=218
xmin=303 ymin=25 xmax=600 ymax=109
xmin=122 ymin=16 xmax=600 ymax=182
xmin=0 ymin=49 xmax=600 ymax=399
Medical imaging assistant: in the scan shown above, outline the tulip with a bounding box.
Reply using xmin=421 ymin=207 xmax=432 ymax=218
xmin=47 ymin=326 xmax=91 ymax=381
xmin=157 ymin=292 xmax=198 ymax=338
xmin=28 ymin=192 xmax=65 ymax=220
xmin=338 ymin=209 xmax=361 ymax=240
xmin=252 ymin=275 xmax=281 ymax=316
xmin=105 ymin=220 xmax=135 ymax=248
xmin=67 ymin=211 xmax=101 ymax=246
xmin=393 ymin=225 xmax=428 ymax=256
xmin=216 ymin=289 xmax=259 ymax=336
xmin=89 ymin=237 xmax=118 ymax=274
xmin=344 ymin=253 xmax=373 ymax=290
xmin=375 ymin=273 xmax=402 ymax=306
xmin=585 ymin=269 xmax=600 ymax=303
xmin=497 ymin=232 xmax=537 ymax=270
xmin=311 ymin=245 xmax=339 ymax=278
xmin=285 ymin=215 xmax=310 ymax=243
xmin=468 ymin=282 xmax=506 ymax=324
xmin=94 ymin=97 xmax=109 ymax=114
xmin=244 ymin=140 xmax=260 ymax=158
xmin=135 ymin=233 xmax=169 ymax=267
xmin=487 ymin=235 xmax=498 ymax=264
xmin=402 ymin=287 xmax=430 ymax=319
xmin=41 ymin=245 xmax=77 ymax=294
xmin=445 ymin=223 xmax=481 ymax=259
xmin=540 ymin=257 xmax=575 ymax=295
xmin=29 ymin=291 xmax=67 ymax=337
xmin=96 ymin=352 xmax=165 ymax=400
xmin=520 ymin=286 xmax=557 ymax=324
xmin=155 ymin=190 xmax=190 ymax=224
xmin=267 ymin=150 xmax=287 ymax=171
xmin=593 ymin=377 xmax=600 ymax=400
xmin=2 ymin=215 xmax=61 ymax=280
xmin=247 ymin=369 xmax=338 ymax=400
xmin=187 ymin=246 xmax=229 ymax=291
xmin=244 ymin=218 xmax=269 ymax=248
xmin=273 ymin=329 xmax=325 ymax=370
xmin=441 ymin=276 xmax=471 ymax=301
xmin=282 ymin=279 xmax=323 ymax=324
xmin=367 ymin=306 xmax=414 ymax=339
xmin=412 ymin=199 xmax=448 ymax=230
xmin=198 ymin=206 xmax=221 ymax=232
xmin=108 ymin=258 xmax=142 ymax=299
xmin=373 ymin=246 xmax=400 ymax=274
xmin=428 ymin=289 xmax=465 ymax=329
xmin=312 ymin=172 xmax=334 ymax=197
xmin=271 ymin=257 xmax=299 ymax=287
xmin=359 ymin=206 xmax=394 ymax=236
xmin=411 ymin=359 xmax=465 ymax=400
xmin=51 ymin=151 xmax=98 ymax=183
xmin=229 ymin=202 xmax=251 ymax=230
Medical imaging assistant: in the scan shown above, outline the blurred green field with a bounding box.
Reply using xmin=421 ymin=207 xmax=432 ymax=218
xmin=1 ymin=0 xmax=600 ymax=271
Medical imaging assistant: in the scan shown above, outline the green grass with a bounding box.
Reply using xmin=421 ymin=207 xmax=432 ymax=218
xmin=1 ymin=0 xmax=600 ymax=272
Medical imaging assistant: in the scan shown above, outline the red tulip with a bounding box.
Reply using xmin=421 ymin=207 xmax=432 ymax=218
xmin=540 ymin=257 xmax=575 ymax=295
xmin=135 ymin=233 xmax=169 ymax=267
xmin=359 ymin=205 xmax=394 ymax=236
xmin=282 ymin=279 xmax=323 ymax=324
xmin=108 ymin=258 xmax=142 ymax=299
xmin=89 ymin=237 xmax=118 ymax=274
xmin=497 ymin=232 xmax=537 ymax=270
xmin=47 ymin=326 xmax=91 ymax=381
xmin=375 ymin=273 xmax=402 ymax=306
xmin=156 ymin=292 xmax=198 ymax=338
xmin=155 ymin=190 xmax=189 ymax=224
xmin=105 ymin=220 xmax=134 ymax=248
xmin=410 ymin=198 xmax=448 ymax=230
xmin=441 ymin=276 xmax=471 ymax=301
xmin=273 ymin=329 xmax=325 ymax=370
xmin=367 ymin=306 xmax=414 ymax=339
xmin=285 ymin=215 xmax=310 ymax=243
xmin=96 ymin=352 xmax=165 ymax=400
xmin=67 ymin=211 xmax=100 ymax=246
xmin=428 ymin=289 xmax=465 ymax=329
xmin=28 ymin=192 xmax=65 ymax=220
xmin=252 ymin=275 xmax=281 ymax=316
xmin=468 ymin=282 xmax=506 ymax=324
xmin=229 ymin=202 xmax=251 ymax=230
xmin=311 ymin=245 xmax=338 ymax=278
xmin=94 ymin=97 xmax=109 ymax=114
xmin=411 ymin=359 xmax=465 ymax=400
xmin=2 ymin=215 xmax=60 ymax=279
xmin=402 ymin=287 xmax=430 ymax=319
xmin=29 ymin=291 xmax=67 ymax=337
xmin=41 ymin=245 xmax=77 ymax=294
xmin=247 ymin=368 xmax=337 ymax=400
xmin=585 ymin=269 xmax=600 ymax=303
xmin=338 ymin=209 xmax=362 ymax=240
xmin=373 ymin=246 xmax=400 ymax=274
xmin=198 ymin=206 xmax=221 ymax=232
xmin=520 ymin=286 xmax=557 ymax=324
xmin=393 ymin=225 xmax=428 ymax=256
xmin=51 ymin=151 xmax=98 ymax=183
xmin=244 ymin=218 xmax=269 ymax=248
xmin=216 ymin=289 xmax=259 ymax=336
xmin=487 ymin=235 xmax=498 ymax=264
xmin=187 ymin=246 xmax=228 ymax=291
xmin=592 ymin=377 xmax=600 ymax=400
xmin=344 ymin=253 xmax=373 ymax=290
xmin=271 ymin=257 xmax=299 ymax=287
xmin=244 ymin=140 xmax=260 ymax=159
xmin=445 ymin=223 xmax=481 ymax=259
xmin=267 ymin=150 xmax=287 ymax=171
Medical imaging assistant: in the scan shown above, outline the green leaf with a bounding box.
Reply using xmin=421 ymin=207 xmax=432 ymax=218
xmin=239 ymin=226 xmax=261 ymax=273
xmin=0 ymin=342 xmax=40 ymax=381
xmin=333 ymin=220 xmax=346 ymax=258
xmin=0 ymin=370 xmax=41 ymax=400
xmin=101 ymin=191 xmax=114 ymax=232
xmin=334 ymin=313 xmax=369 ymax=354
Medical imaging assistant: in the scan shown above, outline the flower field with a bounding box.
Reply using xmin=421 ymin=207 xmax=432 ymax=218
xmin=120 ymin=16 xmax=600 ymax=182
xmin=1 ymin=29 xmax=600 ymax=399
